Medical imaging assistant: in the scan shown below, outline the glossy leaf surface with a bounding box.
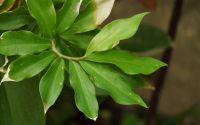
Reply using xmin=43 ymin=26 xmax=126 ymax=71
xmin=39 ymin=58 xmax=65 ymax=112
xmin=69 ymin=61 xmax=98 ymax=120
xmin=26 ymin=0 xmax=56 ymax=37
xmin=56 ymin=0 xmax=82 ymax=33
xmin=0 ymin=7 xmax=32 ymax=30
xmin=80 ymin=61 xmax=147 ymax=107
xmin=6 ymin=51 xmax=55 ymax=81
xmin=86 ymin=12 xmax=148 ymax=56
xmin=86 ymin=50 xmax=166 ymax=75
xmin=0 ymin=31 xmax=51 ymax=56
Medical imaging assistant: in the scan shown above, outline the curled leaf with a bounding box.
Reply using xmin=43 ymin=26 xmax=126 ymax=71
xmin=67 ymin=0 xmax=115 ymax=33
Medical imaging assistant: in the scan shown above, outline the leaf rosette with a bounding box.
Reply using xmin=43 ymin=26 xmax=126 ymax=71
xmin=0 ymin=0 xmax=166 ymax=121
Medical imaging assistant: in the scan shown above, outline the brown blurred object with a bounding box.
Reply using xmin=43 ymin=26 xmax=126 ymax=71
xmin=0 ymin=0 xmax=19 ymax=13
xmin=138 ymin=0 xmax=157 ymax=10
xmin=0 ymin=0 xmax=4 ymax=5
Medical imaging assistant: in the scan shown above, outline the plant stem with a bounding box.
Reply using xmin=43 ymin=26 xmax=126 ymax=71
xmin=145 ymin=0 xmax=184 ymax=124
xmin=51 ymin=39 xmax=86 ymax=61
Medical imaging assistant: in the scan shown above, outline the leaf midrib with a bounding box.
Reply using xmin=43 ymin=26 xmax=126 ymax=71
xmin=82 ymin=62 xmax=136 ymax=102
xmin=11 ymin=53 xmax=53 ymax=79
xmin=73 ymin=63 xmax=94 ymax=116
xmin=45 ymin=59 xmax=63 ymax=105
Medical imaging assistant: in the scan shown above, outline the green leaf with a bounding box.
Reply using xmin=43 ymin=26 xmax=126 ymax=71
xmin=56 ymin=0 xmax=82 ymax=33
xmin=67 ymin=0 xmax=114 ymax=33
xmin=0 ymin=78 xmax=45 ymax=125
xmin=0 ymin=31 xmax=51 ymax=56
xmin=3 ymin=51 xmax=55 ymax=82
xmin=39 ymin=58 xmax=65 ymax=112
xmin=86 ymin=50 xmax=166 ymax=75
xmin=95 ymin=75 xmax=152 ymax=96
xmin=60 ymin=30 xmax=99 ymax=49
xmin=26 ymin=0 xmax=56 ymax=37
xmin=69 ymin=61 xmax=98 ymax=120
xmin=120 ymin=24 xmax=171 ymax=52
xmin=80 ymin=61 xmax=147 ymax=107
xmin=85 ymin=12 xmax=148 ymax=56
xmin=0 ymin=7 xmax=32 ymax=30
xmin=0 ymin=0 xmax=16 ymax=13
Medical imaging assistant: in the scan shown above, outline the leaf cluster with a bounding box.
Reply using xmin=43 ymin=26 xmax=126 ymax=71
xmin=0 ymin=0 xmax=166 ymax=120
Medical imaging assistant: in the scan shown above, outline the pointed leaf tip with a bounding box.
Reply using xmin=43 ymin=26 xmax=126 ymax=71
xmin=80 ymin=61 xmax=147 ymax=107
xmin=69 ymin=61 xmax=98 ymax=119
xmin=44 ymin=105 xmax=50 ymax=114
xmin=85 ymin=12 xmax=149 ymax=56
xmin=90 ymin=116 xmax=98 ymax=121
xmin=39 ymin=58 xmax=65 ymax=113
xmin=86 ymin=50 xmax=166 ymax=75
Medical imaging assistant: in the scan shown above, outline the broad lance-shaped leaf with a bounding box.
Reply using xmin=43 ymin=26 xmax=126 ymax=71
xmin=69 ymin=61 xmax=98 ymax=120
xmin=2 ymin=51 xmax=55 ymax=82
xmin=0 ymin=7 xmax=33 ymax=30
xmin=85 ymin=12 xmax=148 ymax=56
xmin=86 ymin=50 xmax=166 ymax=75
xmin=40 ymin=58 xmax=65 ymax=112
xmin=0 ymin=31 xmax=51 ymax=56
xmin=26 ymin=0 xmax=56 ymax=37
xmin=0 ymin=78 xmax=45 ymax=125
xmin=80 ymin=61 xmax=147 ymax=107
xmin=56 ymin=0 xmax=82 ymax=33
xmin=67 ymin=0 xmax=114 ymax=33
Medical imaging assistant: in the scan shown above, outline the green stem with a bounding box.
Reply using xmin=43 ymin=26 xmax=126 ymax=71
xmin=51 ymin=39 xmax=86 ymax=61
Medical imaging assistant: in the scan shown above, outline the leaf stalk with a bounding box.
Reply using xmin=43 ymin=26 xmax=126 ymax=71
xmin=51 ymin=39 xmax=86 ymax=61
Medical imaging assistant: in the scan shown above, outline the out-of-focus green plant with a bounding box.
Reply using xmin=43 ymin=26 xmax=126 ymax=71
xmin=120 ymin=105 xmax=200 ymax=125
xmin=120 ymin=24 xmax=171 ymax=52
xmin=0 ymin=0 xmax=166 ymax=124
